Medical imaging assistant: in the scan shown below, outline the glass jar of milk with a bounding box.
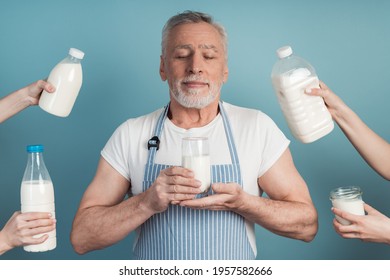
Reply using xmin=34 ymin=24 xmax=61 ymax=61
xmin=330 ymin=186 xmax=365 ymax=225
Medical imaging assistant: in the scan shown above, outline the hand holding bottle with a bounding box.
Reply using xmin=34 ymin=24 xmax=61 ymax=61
xmin=305 ymin=80 xmax=348 ymax=120
xmin=24 ymin=80 xmax=56 ymax=106
xmin=0 ymin=80 xmax=55 ymax=123
xmin=0 ymin=211 xmax=56 ymax=255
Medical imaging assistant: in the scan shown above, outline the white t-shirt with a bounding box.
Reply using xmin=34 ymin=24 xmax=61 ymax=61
xmin=102 ymin=102 xmax=289 ymax=196
xmin=101 ymin=102 xmax=290 ymax=255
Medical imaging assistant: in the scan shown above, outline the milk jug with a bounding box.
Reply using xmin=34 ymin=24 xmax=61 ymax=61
xmin=39 ymin=48 xmax=84 ymax=117
xmin=271 ymin=46 xmax=334 ymax=143
xmin=21 ymin=144 xmax=56 ymax=252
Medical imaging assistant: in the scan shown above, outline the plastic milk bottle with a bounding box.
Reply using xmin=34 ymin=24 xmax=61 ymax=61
xmin=271 ymin=46 xmax=334 ymax=143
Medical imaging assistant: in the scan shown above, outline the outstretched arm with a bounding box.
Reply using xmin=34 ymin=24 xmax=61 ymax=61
xmin=0 ymin=80 xmax=54 ymax=123
xmin=307 ymin=81 xmax=390 ymax=180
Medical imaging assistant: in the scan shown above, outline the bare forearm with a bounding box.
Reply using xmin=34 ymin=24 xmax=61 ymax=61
xmin=0 ymin=89 xmax=32 ymax=123
xmin=335 ymin=105 xmax=390 ymax=180
xmin=71 ymin=193 xmax=155 ymax=254
xmin=383 ymin=222 xmax=390 ymax=245
xmin=236 ymin=194 xmax=318 ymax=242
xmin=0 ymin=230 xmax=12 ymax=255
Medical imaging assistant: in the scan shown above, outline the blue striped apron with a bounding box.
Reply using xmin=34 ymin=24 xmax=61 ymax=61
xmin=133 ymin=102 xmax=255 ymax=260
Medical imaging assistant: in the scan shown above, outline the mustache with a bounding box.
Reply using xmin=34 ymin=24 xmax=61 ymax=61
xmin=182 ymin=75 xmax=209 ymax=84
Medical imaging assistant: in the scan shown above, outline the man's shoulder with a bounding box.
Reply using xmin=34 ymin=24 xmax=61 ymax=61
xmin=222 ymin=101 xmax=272 ymax=122
xmin=110 ymin=106 xmax=165 ymax=136
xmin=123 ymin=106 xmax=165 ymax=126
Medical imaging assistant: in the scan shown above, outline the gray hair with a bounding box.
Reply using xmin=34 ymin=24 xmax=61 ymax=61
xmin=161 ymin=11 xmax=228 ymax=60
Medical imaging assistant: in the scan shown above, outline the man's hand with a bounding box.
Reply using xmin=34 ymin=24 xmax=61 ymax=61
xmin=179 ymin=182 xmax=246 ymax=211
xmin=144 ymin=166 xmax=202 ymax=213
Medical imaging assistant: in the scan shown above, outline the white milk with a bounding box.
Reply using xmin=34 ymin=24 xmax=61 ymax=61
xmin=331 ymin=198 xmax=365 ymax=225
xmin=182 ymin=155 xmax=211 ymax=193
xmin=272 ymin=73 xmax=334 ymax=143
xmin=39 ymin=63 xmax=82 ymax=117
xmin=20 ymin=180 xmax=56 ymax=252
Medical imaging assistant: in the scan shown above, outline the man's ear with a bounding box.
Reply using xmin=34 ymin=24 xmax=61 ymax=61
xmin=160 ymin=55 xmax=167 ymax=81
xmin=223 ymin=65 xmax=229 ymax=83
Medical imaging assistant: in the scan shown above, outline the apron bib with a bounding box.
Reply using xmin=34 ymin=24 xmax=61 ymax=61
xmin=133 ymin=102 xmax=255 ymax=260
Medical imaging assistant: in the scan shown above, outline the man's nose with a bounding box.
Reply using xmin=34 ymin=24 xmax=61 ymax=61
xmin=187 ymin=54 xmax=203 ymax=74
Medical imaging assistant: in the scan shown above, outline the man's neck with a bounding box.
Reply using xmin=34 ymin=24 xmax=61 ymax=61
xmin=168 ymin=99 xmax=220 ymax=129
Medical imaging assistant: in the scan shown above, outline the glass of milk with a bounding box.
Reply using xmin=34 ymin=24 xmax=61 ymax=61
xmin=329 ymin=186 xmax=365 ymax=225
xmin=182 ymin=137 xmax=211 ymax=195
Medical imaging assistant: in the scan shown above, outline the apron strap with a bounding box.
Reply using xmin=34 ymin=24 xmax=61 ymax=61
xmin=146 ymin=103 xmax=170 ymax=166
xmin=219 ymin=101 xmax=240 ymax=165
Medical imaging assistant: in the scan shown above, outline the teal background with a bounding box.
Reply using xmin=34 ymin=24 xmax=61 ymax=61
xmin=1 ymin=0 xmax=389 ymax=260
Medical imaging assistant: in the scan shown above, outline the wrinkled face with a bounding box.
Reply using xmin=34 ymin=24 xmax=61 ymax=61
xmin=160 ymin=22 xmax=229 ymax=109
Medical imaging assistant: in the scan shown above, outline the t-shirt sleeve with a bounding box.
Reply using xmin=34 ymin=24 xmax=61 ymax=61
xmin=257 ymin=114 xmax=290 ymax=177
xmin=101 ymin=121 xmax=131 ymax=181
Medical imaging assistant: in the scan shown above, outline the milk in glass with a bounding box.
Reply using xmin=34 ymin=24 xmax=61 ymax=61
xmin=182 ymin=137 xmax=211 ymax=194
xmin=330 ymin=186 xmax=365 ymax=225
xmin=182 ymin=155 xmax=211 ymax=192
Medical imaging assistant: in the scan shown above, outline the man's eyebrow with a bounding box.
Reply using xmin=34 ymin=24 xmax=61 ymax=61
xmin=174 ymin=44 xmax=193 ymax=50
xmin=173 ymin=44 xmax=218 ymax=51
xmin=199 ymin=44 xmax=218 ymax=51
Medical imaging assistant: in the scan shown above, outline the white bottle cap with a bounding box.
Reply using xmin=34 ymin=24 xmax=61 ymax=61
xmin=69 ymin=48 xmax=85 ymax=59
xmin=276 ymin=45 xmax=293 ymax=59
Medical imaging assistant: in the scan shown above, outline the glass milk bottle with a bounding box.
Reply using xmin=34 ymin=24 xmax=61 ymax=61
xmin=271 ymin=45 xmax=334 ymax=143
xmin=39 ymin=48 xmax=85 ymax=117
xmin=330 ymin=186 xmax=365 ymax=225
xmin=20 ymin=144 xmax=56 ymax=252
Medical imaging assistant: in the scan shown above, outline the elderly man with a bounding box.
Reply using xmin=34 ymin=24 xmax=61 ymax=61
xmin=71 ymin=10 xmax=318 ymax=260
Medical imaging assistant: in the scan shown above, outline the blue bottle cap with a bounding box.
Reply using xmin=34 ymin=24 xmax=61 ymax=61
xmin=27 ymin=144 xmax=44 ymax=153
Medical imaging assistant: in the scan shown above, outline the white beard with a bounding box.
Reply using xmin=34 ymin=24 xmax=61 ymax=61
xmin=170 ymin=75 xmax=223 ymax=109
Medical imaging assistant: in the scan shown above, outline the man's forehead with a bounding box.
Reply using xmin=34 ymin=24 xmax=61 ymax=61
xmin=171 ymin=21 xmax=218 ymax=33
xmin=168 ymin=24 xmax=223 ymax=51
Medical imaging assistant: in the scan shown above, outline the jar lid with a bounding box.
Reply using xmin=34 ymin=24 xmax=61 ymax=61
xmin=69 ymin=48 xmax=85 ymax=59
xmin=276 ymin=45 xmax=293 ymax=59
xmin=330 ymin=186 xmax=362 ymax=200
xmin=27 ymin=144 xmax=44 ymax=153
